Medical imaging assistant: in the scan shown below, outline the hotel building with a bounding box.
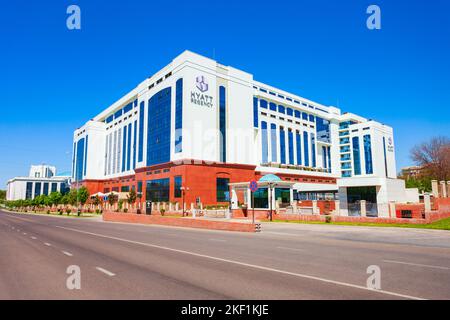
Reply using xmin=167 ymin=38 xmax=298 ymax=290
xmin=72 ymin=51 xmax=412 ymax=216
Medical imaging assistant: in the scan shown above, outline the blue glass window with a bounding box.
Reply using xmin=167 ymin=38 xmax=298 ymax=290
xmin=43 ymin=183 xmax=49 ymax=196
xmin=51 ymin=183 xmax=57 ymax=193
xmin=84 ymin=135 xmax=88 ymax=176
xmin=364 ymin=135 xmax=373 ymax=174
xmin=122 ymin=127 xmax=127 ymax=172
xmin=288 ymin=129 xmax=294 ymax=165
xmin=269 ymin=102 xmax=277 ymax=111
xmin=296 ymin=131 xmax=302 ymax=165
xmin=138 ymin=101 xmax=145 ymax=162
xmin=322 ymin=146 xmax=327 ymax=168
xmin=26 ymin=182 xmax=33 ymax=199
xmin=352 ymin=136 xmax=361 ymax=175
xmin=294 ymin=110 xmax=301 ymax=118
xmin=279 ymin=127 xmax=286 ymax=164
xmin=261 ymin=121 xmax=268 ymax=163
xmin=106 ymin=115 xmax=114 ymax=124
xmin=133 ymin=120 xmax=137 ymax=169
xmin=278 ymin=105 xmax=285 ymax=114
xmin=34 ymin=182 xmax=41 ymax=197
xmin=383 ymin=137 xmax=388 ymax=176
xmin=302 ymin=113 xmax=308 ymax=120
xmin=270 ymin=124 xmax=277 ymax=162
xmin=311 ymin=133 xmax=316 ymax=167
xmin=309 ymin=114 xmax=315 ymax=122
xmin=260 ymin=99 xmax=268 ymax=109
xmin=316 ymin=117 xmax=331 ymax=143
xmin=75 ymin=138 xmax=85 ymax=181
xmin=127 ymin=124 xmax=132 ymax=171
xmin=286 ymin=108 xmax=293 ymax=116
xmin=217 ymin=178 xmax=230 ymax=202
xmin=114 ymin=109 xmax=123 ymax=119
xmin=146 ymin=178 xmax=169 ymax=202
xmin=174 ymin=176 xmax=182 ymax=198
xmin=123 ymin=103 xmax=133 ymax=114
xmin=219 ymin=86 xmax=226 ymax=162
xmin=147 ymin=87 xmax=171 ymax=166
xmin=303 ymin=132 xmax=309 ymax=166
xmin=175 ymin=78 xmax=183 ymax=153
xmin=253 ymin=97 xmax=259 ymax=128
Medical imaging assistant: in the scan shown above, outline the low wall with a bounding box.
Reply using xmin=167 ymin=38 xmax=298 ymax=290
xmin=435 ymin=198 xmax=450 ymax=214
xmin=395 ymin=204 xmax=425 ymax=219
xmin=103 ymin=212 xmax=259 ymax=232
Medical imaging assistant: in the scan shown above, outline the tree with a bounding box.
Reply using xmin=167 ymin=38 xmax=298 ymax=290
xmin=411 ymin=136 xmax=450 ymax=181
xmin=0 ymin=190 xmax=6 ymax=201
xmin=67 ymin=189 xmax=78 ymax=206
xmin=107 ymin=193 xmax=118 ymax=210
xmin=77 ymin=187 xmax=89 ymax=206
xmin=49 ymin=191 xmax=62 ymax=208
xmin=127 ymin=189 xmax=137 ymax=208
xmin=92 ymin=195 xmax=102 ymax=209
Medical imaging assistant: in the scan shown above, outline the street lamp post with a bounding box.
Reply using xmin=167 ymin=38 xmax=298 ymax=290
xmin=180 ymin=186 xmax=189 ymax=217
xmin=268 ymin=182 xmax=274 ymax=222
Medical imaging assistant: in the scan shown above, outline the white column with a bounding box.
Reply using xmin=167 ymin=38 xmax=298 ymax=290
xmin=247 ymin=188 xmax=252 ymax=209
xmin=360 ymin=200 xmax=367 ymax=217
xmin=312 ymin=200 xmax=319 ymax=215
xmin=431 ymin=180 xmax=439 ymax=198
xmin=334 ymin=200 xmax=340 ymax=216
xmin=440 ymin=181 xmax=447 ymax=198
xmin=389 ymin=201 xmax=396 ymax=218
xmin=424 ymin=194 xmax=431 ymax=212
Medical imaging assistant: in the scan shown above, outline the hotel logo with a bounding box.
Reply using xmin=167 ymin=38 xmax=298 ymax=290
xmin=191 ymin=75 xmax=213 ymax=108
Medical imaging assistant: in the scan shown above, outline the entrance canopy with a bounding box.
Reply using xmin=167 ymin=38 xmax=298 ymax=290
xmin=229 ymin=174 xmax=296 ymax=210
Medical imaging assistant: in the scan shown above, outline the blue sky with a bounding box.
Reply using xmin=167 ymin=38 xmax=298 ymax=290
xmin=1 ymin=0 xmax=449 ymax=188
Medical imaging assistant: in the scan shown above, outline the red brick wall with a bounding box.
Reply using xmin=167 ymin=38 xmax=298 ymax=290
xmin=435 ymin=198 xmax=450 ymax=214
xmin=395 ymin=204 xmax=425 ymax=219
xmin=103 ymin=211 xmax=258 ymax=232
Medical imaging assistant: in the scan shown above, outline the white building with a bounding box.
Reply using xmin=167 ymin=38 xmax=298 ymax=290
xmin=6 ymin=165 xmax=70 ymax=201
xmin=72 ymin=50 xmax=413 ymax=216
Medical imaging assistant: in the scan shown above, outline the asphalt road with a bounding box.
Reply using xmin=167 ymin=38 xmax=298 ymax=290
xmin=1 ymin=209 xmax=449 ymax=300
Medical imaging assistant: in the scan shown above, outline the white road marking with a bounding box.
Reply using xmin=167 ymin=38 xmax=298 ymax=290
xmin=55 ymin=225 xmax=425 ymax=300
xmin=62 ymin=251 xmax=73 ymax=257
xmin=276 ymin=246 xmax=304 ymax=252
xmin=209 ymin=238 xmax=226 ymax=242
xmin=383 ymin=259 xmax=449 ymax=270
xmin=44 ymin=243 xmax=51 ymax=247
xmin=23 ymin=232 xmax=27 ymax=235
xmin=31 ymin=236 xmax=37 ymax=240
xmin=96 ymin=267 xmax=115 ymax=277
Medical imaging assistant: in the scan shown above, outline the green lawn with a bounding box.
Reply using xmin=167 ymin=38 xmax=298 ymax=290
xmin=272 ymin=217 xmax=450 ymax=230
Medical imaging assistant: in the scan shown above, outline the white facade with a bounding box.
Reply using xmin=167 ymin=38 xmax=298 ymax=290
xmin=29 ymin=165 xmax=56 ymax=178
xmin=6 ymin=165 xmax=70 ymax=201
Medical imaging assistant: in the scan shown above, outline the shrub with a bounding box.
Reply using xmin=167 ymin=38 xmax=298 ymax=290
xmin=124 ymin=208 xmax=128 ymax=213
xmin=160 ymin=208 xmax=165 ymax=216
xmin=95 ymin=209 xmax=101 ymax=214
xmin=325 ymin=215 xmax=332 ymax=223
xmin=47 ymin=210 xmax=50 ymax=215
xmin=66 ymin=209 xmax=71 ymax=215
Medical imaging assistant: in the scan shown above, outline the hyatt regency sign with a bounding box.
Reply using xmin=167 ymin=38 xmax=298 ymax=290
xmin=191 ymin=76 xmax=213 ymax=108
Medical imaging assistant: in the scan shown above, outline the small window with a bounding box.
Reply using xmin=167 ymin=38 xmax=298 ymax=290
xmin=216 ymin=178 xmax=230 ymax=202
